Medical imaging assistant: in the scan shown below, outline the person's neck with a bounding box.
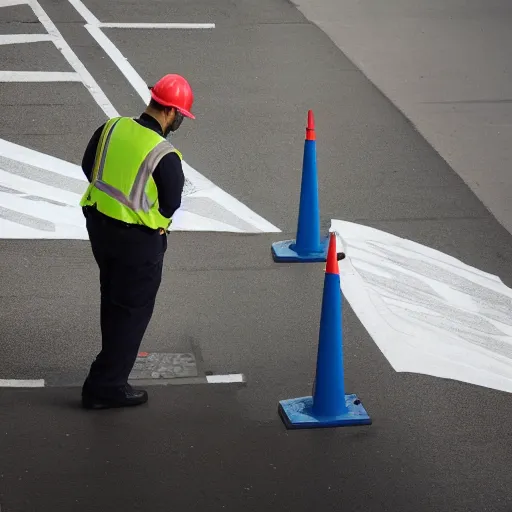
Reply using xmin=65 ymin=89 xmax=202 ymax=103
xmin=144 ymin=109 xmax=165 ymax=133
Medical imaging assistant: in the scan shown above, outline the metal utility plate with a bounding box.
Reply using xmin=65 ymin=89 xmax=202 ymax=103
xmin=129 ymin=352 xmax=198 ymax=380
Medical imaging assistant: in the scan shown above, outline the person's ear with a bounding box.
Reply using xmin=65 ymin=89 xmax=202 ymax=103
xmin=167 ymin=107 xmax=176 ymax=127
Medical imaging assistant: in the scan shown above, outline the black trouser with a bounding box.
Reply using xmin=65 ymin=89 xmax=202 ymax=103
xmin=83 ymin=208 xmax=167 ymax=392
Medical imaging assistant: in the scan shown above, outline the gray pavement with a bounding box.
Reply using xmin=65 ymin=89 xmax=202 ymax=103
xmin=294 ymin=0 xmax=512 ymax=235
xmin=1 ymin=384 xmax=511 ymax=512
xmin=1 ymin=0 xmax=512 ymax=510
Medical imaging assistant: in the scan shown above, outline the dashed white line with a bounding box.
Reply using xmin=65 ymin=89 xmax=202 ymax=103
xmin=0 ymin=379 xmax=45 ymax=388
xmin=206 ymin=374 xmax=245 ymax=384
xmin=0 ymin=377 xmax=244 ymax=387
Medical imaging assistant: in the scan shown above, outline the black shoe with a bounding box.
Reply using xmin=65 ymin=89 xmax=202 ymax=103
xmin=82 ymin=384 xmax=148 ymax=410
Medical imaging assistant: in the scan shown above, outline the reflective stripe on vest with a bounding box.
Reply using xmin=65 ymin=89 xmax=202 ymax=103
xmin=80 ymin=117 xmax=183 ymax=229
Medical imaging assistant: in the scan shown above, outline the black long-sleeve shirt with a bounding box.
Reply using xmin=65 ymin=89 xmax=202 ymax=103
xmin=81 ymin=113 xmax=185 ymax=219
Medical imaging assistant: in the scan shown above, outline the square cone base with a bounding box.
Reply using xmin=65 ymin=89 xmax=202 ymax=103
xmin=271 ymin=237 xmax=328 ymax=263
xmin=278 ymin=395 xmax=372 ymax=429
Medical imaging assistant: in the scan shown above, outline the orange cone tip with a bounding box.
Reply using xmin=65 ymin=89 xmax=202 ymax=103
xmin=306 ymin=110 xmax=316 ymax=141
xmin=325 ymin=232 xmax=339 ymax=275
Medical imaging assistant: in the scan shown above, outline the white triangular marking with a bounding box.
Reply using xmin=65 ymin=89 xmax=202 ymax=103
xmin=0 ymin=0 xmax=280 ymax=237
xmin=331 ymin=219 xmax=512 ymax=394
xmin=0 ymin=137 xmax=280 ymax=238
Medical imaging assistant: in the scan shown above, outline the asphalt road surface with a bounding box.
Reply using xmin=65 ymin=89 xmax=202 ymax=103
xmin=1 ymin=0 xmax=512 ymax=511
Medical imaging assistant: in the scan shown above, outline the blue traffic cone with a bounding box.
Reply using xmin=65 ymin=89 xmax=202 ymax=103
xmin=271 ymin=110 xmax=328 ymax=262
xmin=278 ymin=231 xmax=372 ymax=429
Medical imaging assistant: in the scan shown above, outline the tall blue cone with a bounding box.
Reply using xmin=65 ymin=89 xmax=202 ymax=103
xmin=271 ymin=110 xmax=328 ymax=262
xmin=278 ymin=232 xmax=372 ymax=429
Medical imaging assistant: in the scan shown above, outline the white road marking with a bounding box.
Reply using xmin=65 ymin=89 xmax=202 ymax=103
xmin=0 ymin=0 xmax=26 ymax=6
xmin=26 ymin=0 xmax=118 ymax=117
xmin=0 ymin=192 xmax=82 ymax=225
xmin=65 ymin=0 xmax=100 ymax=25
xmin=0 ymin=0 xmax=116 ymax=115
xmin=0 ymin=376 xmax=243 ymax=386
xmin=206 ymin=374 xmax=245 ymax=384
xmin=97 ymin=22 xmax=215 ymax=29
xmin=0 ymin=71 xmax=81 ymax=82
xmin=81 ymin=25 xmax=213 ymax=115
xmin=331 ymin=219 xmax=512 ymax=394
xmin=0 ymin=138 xmax=84 ymax=180
xmin=191 ymin=176 xmax=281 ymax=233
xmin=0 ymin=138 xmax=280 ymax=236
xmin=0 ymin=169 xmax=80 ymax=205
xmin=84 ymin=24 xmax=151 ymax=105
xmin=0 ymin=0 xmax=281 ymax=236
xmin=0 ymin=379 xmax=45 ymax=387
xmin=0 ymin=34 xmax=53 ymax=45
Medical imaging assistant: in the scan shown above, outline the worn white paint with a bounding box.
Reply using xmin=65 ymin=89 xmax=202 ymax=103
xmin=0 ymin=71 xmax=81 ymax=82
xmin=0 ymin=379 xmax=45 ymax=387
xmin=97 ymin=22 xmax=215 ymax=29
xmin=0 ymin=169 xmax=79 ymax=204
xmin=331 ymin=219 xmax=512 ymax=394
xmin=0 ymin=137 xmax=280 ymax=237
xmin=0 ymin=34 xmax=53 ymax=45
xmin=206 ymin=374 xmax=245 ymax=384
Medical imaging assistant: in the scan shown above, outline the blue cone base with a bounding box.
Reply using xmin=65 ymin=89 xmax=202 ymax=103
xmin=271 ymin=237 xmax=328 ymax=263
xmin=278 ymin=395 xmax=372 ymax=429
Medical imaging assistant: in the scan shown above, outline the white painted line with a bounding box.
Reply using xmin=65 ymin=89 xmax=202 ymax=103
xmin=183 ymin=163 xmax=281 ymax=233
xmin=0 ymin=379 xmax=45 ymax=387
xmin=0 ymin=192 xmax=84 ymax=226
xmin=171 ymin=209 xmax=244 ymax=232
xmin=0 ymin=0 xmax=27 ymax=7
xmin=0 ymin=1 xmax=280 ymax=238
xmin=66 ymin=0 xmax=100 ymax=25
xmin=0 ymin=34 xmax=53 ymax=45
xmin=0 ymin=169 xmax=81 ymax=206
xmin=0 ymin=137 xmax=86 ymax=181
xmin=0 ymin=216 xmax=48 ymax=237
xmin=206 ymin=374 xmax=245 ymax=384
xmin=0 ymin=135 xmax=280 ymax=237
xmin=28 ymin=0 xmax=118 ymax=117
xmin=0 ymin=71 xmax=81 ymax=82
xmin=97 ymin=22 xmax=215 ymax=29
xmin=85 ymin=24 xmax=150 ymax=105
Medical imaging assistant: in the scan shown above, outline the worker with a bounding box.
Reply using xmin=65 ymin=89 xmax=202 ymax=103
xmin=79 ymin=74 xmax=195 ymax=409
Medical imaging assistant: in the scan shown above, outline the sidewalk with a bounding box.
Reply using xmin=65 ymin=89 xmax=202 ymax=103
xmin=294 ymin=0 xmax=512 ymax=235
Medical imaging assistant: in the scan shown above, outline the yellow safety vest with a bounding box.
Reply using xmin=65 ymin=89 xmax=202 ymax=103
xmin=80 ymin=116 xmax=183 ymax=230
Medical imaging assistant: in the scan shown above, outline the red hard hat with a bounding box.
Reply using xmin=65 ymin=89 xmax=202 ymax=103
xmin=149 ymin=74 xmax=195 ymax=119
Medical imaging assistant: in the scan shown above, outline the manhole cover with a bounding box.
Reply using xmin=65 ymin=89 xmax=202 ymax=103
xmin=130 ymin=352 xmax=198 ymax=380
